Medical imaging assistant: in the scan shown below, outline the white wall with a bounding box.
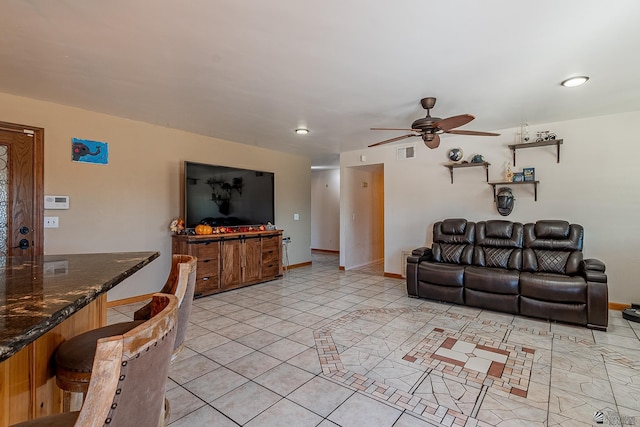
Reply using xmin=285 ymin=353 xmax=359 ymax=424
xmin=341 ymin=111 xmax=640 ymax=304
xmin=310 ymin=169 xmax=340 ymax=251
xmin=340 ymin=164 xmax=384 ymax=269
xmin=0 ymin=92 xmax=312 ymax=301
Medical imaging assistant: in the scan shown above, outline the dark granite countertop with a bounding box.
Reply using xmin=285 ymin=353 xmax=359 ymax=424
xmin=0 ymin=251 xmax=159 ymax=362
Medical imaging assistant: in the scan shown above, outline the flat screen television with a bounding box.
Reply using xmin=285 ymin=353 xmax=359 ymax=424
xmin=184 ymin=161 xmax=275 ymax=228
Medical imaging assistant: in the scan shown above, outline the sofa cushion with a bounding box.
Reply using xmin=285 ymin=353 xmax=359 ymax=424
xmin=440 ymin=218 xmax=471 ymax=236
xmin=474 ymin=221 xmax=523 ymax=269
xmin=465 ymin=289 xmax=519 ymax=314
xmin=484 ymin=220 xmax=521 ymax=241
xmin=433 ymin=219 xmax=474 ymax=245
xmin=478 ymin=247 xmax=521 ymax=269
xmin=433 ymin=243 xmax=474 ymax=264
xmin=524 ymin=221 xmax=583 ymax=251
xmin=523 ymin=249 xmax=581 ymax=274
xmin=432 ymin=219 xmax=474 ymax=264
xmin=519 ymin=272 xmax=587 ymax=303
xmin=464 ymin=266 xmax=519 ymax=294
xmin=417 ymin=282 xmax=464 ymax=304
xmin=418 ymin=262 xmax=465 ymax=287
xmin=520 ymin=297 xmax=587 ymax=326
xmin=523 ymin=221 xmax=583 ymax=274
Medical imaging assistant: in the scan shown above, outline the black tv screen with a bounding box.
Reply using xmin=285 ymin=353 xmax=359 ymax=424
xmin=184 ymin=161 xmax=275 ymax=228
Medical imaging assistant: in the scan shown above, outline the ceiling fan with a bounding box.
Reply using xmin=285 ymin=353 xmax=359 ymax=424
xmin=369 ymin=97 xmax=500 ymax=149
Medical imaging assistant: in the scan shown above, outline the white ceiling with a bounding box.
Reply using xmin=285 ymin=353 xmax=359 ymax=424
xmin=2 ymin=1 xmax=640 ymax=168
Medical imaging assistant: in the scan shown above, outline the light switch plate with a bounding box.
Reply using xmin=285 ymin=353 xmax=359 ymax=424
xmin=44 ymin=217 xmax=59 ymax=228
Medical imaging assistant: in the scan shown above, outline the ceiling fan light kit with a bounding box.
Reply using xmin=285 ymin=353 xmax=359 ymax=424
xmin=561 ymin=76 xmax=589 ymax=87
xmin=369 ymin=97 xmax=499 ymax=150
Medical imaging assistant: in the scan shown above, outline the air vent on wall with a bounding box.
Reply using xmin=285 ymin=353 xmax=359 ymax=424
xmin=397 ymin=145 xmax=416 ymax=160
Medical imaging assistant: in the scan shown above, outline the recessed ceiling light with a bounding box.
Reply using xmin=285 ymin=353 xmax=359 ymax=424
xmin=561 ymin=76 xmax=589 ymax=87
xmin=295 ymin=128 xmax=309 ymax=135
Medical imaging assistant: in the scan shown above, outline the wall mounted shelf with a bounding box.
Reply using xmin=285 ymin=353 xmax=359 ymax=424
xmin=488 ymin=180 xmax=540 ymax=201
xmin=507 ymin=139 xmax=563 ymax=166
xmin=444 ymin=162 xmax=490 ymax=184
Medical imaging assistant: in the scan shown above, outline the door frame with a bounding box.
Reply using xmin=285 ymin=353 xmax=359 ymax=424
xmin=0 ymin=121 xmax=44 ymax=256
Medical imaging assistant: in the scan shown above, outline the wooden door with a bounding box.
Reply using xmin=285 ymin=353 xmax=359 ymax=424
xmin=220 ymin=239 xmax=242 ymax=289
xmin=0 ymin=122 xmax=44 ymax=258
xmin=242 ymin=236 xmax=262 ymax=283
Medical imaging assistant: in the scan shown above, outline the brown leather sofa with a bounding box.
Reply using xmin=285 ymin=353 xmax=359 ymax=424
xmin=406 ymin=219 xmax=608 ymax=330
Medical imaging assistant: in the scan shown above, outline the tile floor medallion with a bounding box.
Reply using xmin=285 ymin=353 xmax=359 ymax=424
xmin=314 ymin=305 xmax=639 ymax=426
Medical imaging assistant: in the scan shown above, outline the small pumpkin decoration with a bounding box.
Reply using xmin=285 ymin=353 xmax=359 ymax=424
xmin=195 ymin=224 xmax=213 ymax=235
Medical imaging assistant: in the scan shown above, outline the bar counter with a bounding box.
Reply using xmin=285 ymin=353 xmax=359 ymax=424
xmin=0 ymin=251 xmax=159 ymax=425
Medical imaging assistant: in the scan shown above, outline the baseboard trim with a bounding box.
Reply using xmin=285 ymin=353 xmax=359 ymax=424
xmin=311 ymin=249 xmax=339 ymax=254
xmin=286 ymin=261 xmax=312 ymax=270
xmin=107 ymin=293 xmax=153 ymax=308
xmin=609 ymin=302 xmax=631 ymax=311
xmin=384 ymin=272 xmax=403 ymax=279
xmin=339 ymin=266 xmax=345 ymax=271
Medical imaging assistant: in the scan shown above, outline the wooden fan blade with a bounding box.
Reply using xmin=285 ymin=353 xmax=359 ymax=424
xmin=434 ymin=114 xmax=475 ymax=132
xmin=368 ymin=133 xmax=418 ymax=148
xmin=370 ymin=127 xmax=421 ymax=132
xmin=445 ymin=130 xmax=500 ymax=136
xmin=424 ymin=134 xmax=440 ymax=149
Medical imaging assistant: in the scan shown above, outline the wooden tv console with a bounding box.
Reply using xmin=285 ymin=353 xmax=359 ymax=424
xmin=172 ymin=230 xmax=283 ymax=298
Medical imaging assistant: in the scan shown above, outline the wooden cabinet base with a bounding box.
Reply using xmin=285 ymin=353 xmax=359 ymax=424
xmin=0 ymin=296 xmax=105 ymax=426
xmin=172 ymin=230 xmax=283 ymax=298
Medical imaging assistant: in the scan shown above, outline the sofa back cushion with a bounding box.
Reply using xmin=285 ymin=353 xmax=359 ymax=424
xmin=432 ymin=218 xmax=474 ymax=264
xmin=523 ymin=220 xmax=584 ymax=274
xmin=474 ymin=220 xmax=523 ymax=269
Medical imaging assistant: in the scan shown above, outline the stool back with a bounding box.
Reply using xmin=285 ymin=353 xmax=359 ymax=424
xmin=77 ymin=293 xmax=178 ymax=426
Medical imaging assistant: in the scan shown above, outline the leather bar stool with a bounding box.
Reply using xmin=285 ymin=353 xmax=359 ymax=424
xmin=11 ymin=293 xmax=179 ymax=427
xmin=54 ymin=254 xmax=197 ymax=410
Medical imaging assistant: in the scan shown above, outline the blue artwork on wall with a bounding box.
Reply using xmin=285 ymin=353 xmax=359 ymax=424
xmin=72 ymin=138 xmax=108 ymax=164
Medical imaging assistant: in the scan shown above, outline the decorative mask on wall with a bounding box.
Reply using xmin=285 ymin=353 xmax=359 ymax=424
xmin=496 ymin=187 xmax=515 ymax=216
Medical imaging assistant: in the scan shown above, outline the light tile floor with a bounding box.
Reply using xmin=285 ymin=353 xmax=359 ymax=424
xmin=108 ymin=252 xmax=640 ymax=426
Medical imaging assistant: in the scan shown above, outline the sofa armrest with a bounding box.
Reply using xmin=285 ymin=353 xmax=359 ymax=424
xmin=580 ymin=258 xmax=608 ymax=330
xmin=407 ymin=247 xmax=431 ymax=297
xmin=587 ymin=280 xmax=609 ymax=331
xmin=583 ymin=258 xmax=606 ymax=272
xmin=581 ymin=258 xmax=607 ymax=283
xmin=409 ymin=247 xmax=432 ymax=263
xmin=412 ymin=247 xmax=430 ymax=256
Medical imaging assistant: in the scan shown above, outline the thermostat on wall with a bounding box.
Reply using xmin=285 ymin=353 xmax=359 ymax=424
xmin=44 ymin=195 xmax=70 ymax=209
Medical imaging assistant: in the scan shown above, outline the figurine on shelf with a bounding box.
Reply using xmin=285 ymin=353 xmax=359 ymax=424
xmin=504 ymin=163 xmax=514 ymax=182
xmin=447 ymin=148 xmax=464 ymax=163
xmin=535 ymin=131 xmax=557 ymax=142
xmin=516 ymin=123 xmax=530 ymax=144
xmin=470 ymin=154 xmax=486 ymax=163
xmin=169 ymin=218 xmax=185 ymax=234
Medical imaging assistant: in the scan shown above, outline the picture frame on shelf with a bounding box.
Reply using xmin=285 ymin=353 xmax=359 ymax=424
xmin=523 ymin=167 xmax=535 ymax=181
xmin=512 ymin=172 xmax=525 ymax=182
